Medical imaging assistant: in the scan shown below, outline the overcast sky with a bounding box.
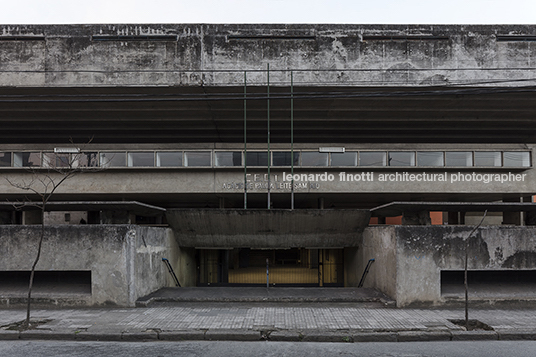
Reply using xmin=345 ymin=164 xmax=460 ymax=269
xmin=1 ymin=0 xmax=535 ymax=25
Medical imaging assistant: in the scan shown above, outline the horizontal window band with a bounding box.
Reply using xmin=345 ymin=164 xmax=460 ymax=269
xmin=91 ymin=35 xmax=178 ymax=42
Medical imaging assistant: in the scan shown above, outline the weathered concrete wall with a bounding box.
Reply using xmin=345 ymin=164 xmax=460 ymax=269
xmin=166 ymin=209 xmax=370 ymax=248
xmin=358 ymin=227 xmax=398 ymax=299
xmin=1 ymin=24 xmax=536 ymax=87
xmin=363 ymin=225 xmax=536 ymax=307
xmin=0 ymin=225 xmax=177 ymax=306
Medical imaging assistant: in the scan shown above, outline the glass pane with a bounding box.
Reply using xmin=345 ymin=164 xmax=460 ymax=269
xmin=100 ymin=152 xmax=126 ymax=167
xmin=156 ymin=152 xmax=182 ymax=167
xmin=331 ymin=152 xmax=357 ymax=166
xmin=388 ymin=152 xmax=415 ymax=166
xmin=245 ymin=152 xmax=268 ymax=166
xmin=0 ymin=152 xmax=12 ymax=167
xmin=359 ymin=152 xmax=386 ymax=166
xmin=503 ymin=151 xmax=530 ymax=167
xmin=445 ymin=152 xmax=473 ymax=167
xmin=76 ymin=152 xmax=99 ymax=167
xmin=184 ymin=151 xmax=211 ymax=167
xmin=301 ymin=152 xmax=328 ymax=166
xmin=417 ymin=152 xmax=444 ymax=166
xmin=43 ymin=153 xmax=70 ymax=168
xmin=128 ymin=152 xmax=154 ymax=167
xmin=215 ymin=152 xmax=242 ymax=166
xmin=474 ymin=152 xmax=501 ymax=166
xmin=14 ymin=152 xmax=40 ymax=167
xmin=272 ymin=152 xmax=299 ymax=166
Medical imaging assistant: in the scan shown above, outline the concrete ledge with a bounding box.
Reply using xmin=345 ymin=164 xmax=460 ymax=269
xmin=74 ymin=331 xmax=123 ymax=341
xmin=122 ymin=331 xmax=159 ymax=341
xmin=20 ymin=330 xmax=75 ymax=341
xmin=159 ymin=330 xmax=206 ymax=341
xmin=267 ymin=330 xmax=302 ymax=341
xmin=205 ymin=329 xmax=260 ymax=341
xmin=351 ymin=332 xmax=398 ymax=342
xmin=0 ymin=330 xmax=20 ymax=340
xmin=301 ymin=331 xmax=353 ymax=343
xmin=497 ymin=329 xmax=536 ymax=340
xmin=397 ymin=331 xmax=452 ymax=342
xmin=451 ymin=331 xmax=498 ymax=341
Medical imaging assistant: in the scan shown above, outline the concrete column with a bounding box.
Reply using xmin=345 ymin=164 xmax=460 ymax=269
xmin=344 ymin=247 xmax=359 ymax=287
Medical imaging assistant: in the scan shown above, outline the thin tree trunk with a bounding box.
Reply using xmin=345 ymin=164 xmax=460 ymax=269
xmin=25 ymin=209 xmax=45 ymax=328
xmin=465 ymin=210 xmax=487 ymax=330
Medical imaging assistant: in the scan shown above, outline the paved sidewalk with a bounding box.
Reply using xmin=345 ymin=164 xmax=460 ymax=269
xmin=2 ymin=302 xmax=536 ymax=342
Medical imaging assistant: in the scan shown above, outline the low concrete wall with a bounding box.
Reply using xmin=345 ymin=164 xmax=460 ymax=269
xmin=362 ymin=225 xmax=536 ymax=307
xmin=357 ymin=227 xmax=398 ymax=299
xmin=166 ymin=209 xmax=370 ymax=249
xmin=0 ymin=225 xmax=179 ymax=307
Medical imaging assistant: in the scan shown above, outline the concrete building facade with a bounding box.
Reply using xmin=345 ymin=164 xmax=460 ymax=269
xmin=1 ymin=24 xmax=536 ymax=306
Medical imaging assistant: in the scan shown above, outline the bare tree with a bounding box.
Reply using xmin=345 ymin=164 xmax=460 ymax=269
xmin=7 ymin=145 xmax=99 ymax=328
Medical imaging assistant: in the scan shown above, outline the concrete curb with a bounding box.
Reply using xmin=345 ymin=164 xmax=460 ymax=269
xmin=4 ymin=328 xmax=536 ymax=342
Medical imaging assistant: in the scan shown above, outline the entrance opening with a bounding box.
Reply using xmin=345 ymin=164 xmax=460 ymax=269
xmin=198 ymin=248 xmax=344 ymax=287
xmin=441 ymin=270 xmax=536 ymax=298
xmin=0 ymin=270 xmax=92 ymax=296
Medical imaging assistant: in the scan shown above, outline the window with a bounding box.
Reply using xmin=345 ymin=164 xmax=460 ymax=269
xmin=474 ymin=152 xmax=501 ymax=167
xmin=388 ymin=152 xmax=415 ymax=166
xmin=0 ymin=152 xmax=12 ymax=167
xmin=245 ymin=152 xmax=269 ymax=166
xmin=76 ymin=152 xmax=99 ymax=167
xmin=128 ymin=152 xmax=155 ymax=167
xmin=503 ymin=151 xmax=530 ymax=167
xmin=359 ymin=152 xmax=387 ymax=166
xmin=100 ymin=152 xmax=126 ymax=167
xmin=417 ymin=152 xmax=444 ymax=166
xmin=156 ymin=152 xmax=182 ymax=167
xmin=301 ymin=152 xmax=328 ymax=166
xmin=215 ymin=152 xmax=242 ymax=166
xmin=42 ymin=153 xmax=70 ymax=168
xmin=13 ymin=152 xmax=40 ymax=167
xmin=184 ymin=151 xmax=211 ymax=167
xmin=272 ymin=152 xmax=299 ymax=166
xmin=331 ymin=152 xmax=357 ymax=166
xmin=445 ymin=152 xmax=473 ymax=167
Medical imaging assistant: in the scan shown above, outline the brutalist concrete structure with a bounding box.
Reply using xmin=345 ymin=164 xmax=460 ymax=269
xmin=1 ymin=24 xmax=536 ymax=306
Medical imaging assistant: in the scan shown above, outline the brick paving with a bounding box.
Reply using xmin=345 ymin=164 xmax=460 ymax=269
xmin=3 ymin=304 xmax=536 ymax=334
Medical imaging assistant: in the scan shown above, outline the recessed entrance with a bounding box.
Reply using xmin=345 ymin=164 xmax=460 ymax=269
xmin=198 ymin=248 xmax=344 ymax=287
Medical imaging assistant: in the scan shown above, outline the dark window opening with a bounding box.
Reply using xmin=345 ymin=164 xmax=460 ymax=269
xmin=0 ymin=270 xmax=92 ymax=295
xmin=496 ymin=35 xmax=536 ymax=42
xmin=362 ymin=35 xmax=449 ymax=41
xmin=441 ymin=270 xmax=536 ymax=297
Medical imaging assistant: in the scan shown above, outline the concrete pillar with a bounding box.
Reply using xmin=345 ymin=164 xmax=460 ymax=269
xmin=318 ymin=197 xmax=324 ymax=209
xmin=401 ymin=210 xmax=431 ymax=225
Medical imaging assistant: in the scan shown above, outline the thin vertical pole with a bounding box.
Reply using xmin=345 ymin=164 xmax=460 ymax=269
xmin=244 ymin=71 xmax=247 ymax=209
xmin=291 ymin=71 xmax=294 ymax=210
xmin=267 ymin=63 xmax=271 ymax=209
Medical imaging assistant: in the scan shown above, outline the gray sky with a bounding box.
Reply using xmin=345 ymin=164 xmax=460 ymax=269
xmin=1 ymin=0 xmax=536 ymax=24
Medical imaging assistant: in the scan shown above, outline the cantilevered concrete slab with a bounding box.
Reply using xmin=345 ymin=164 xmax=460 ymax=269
xmin=166 ymin=209 xmax=370 ymax=248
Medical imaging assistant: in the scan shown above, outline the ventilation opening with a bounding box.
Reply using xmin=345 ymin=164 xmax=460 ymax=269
xmin=441 ymin=270 xmax=536 ymax=298
xmin=496 ymin=35 xmax=536 ymax=42
xmin=0 ymin=36 xmax=46 ymax=41
xmin=227 ymin=35 xmax=316 ymax=41
xmin=91 ymin=35 xmax=178 ymax=42
xmin=0 ymin=270 xmax=91 ymax=296
xmin=362 ymin=35 xmax=449 ymax=42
